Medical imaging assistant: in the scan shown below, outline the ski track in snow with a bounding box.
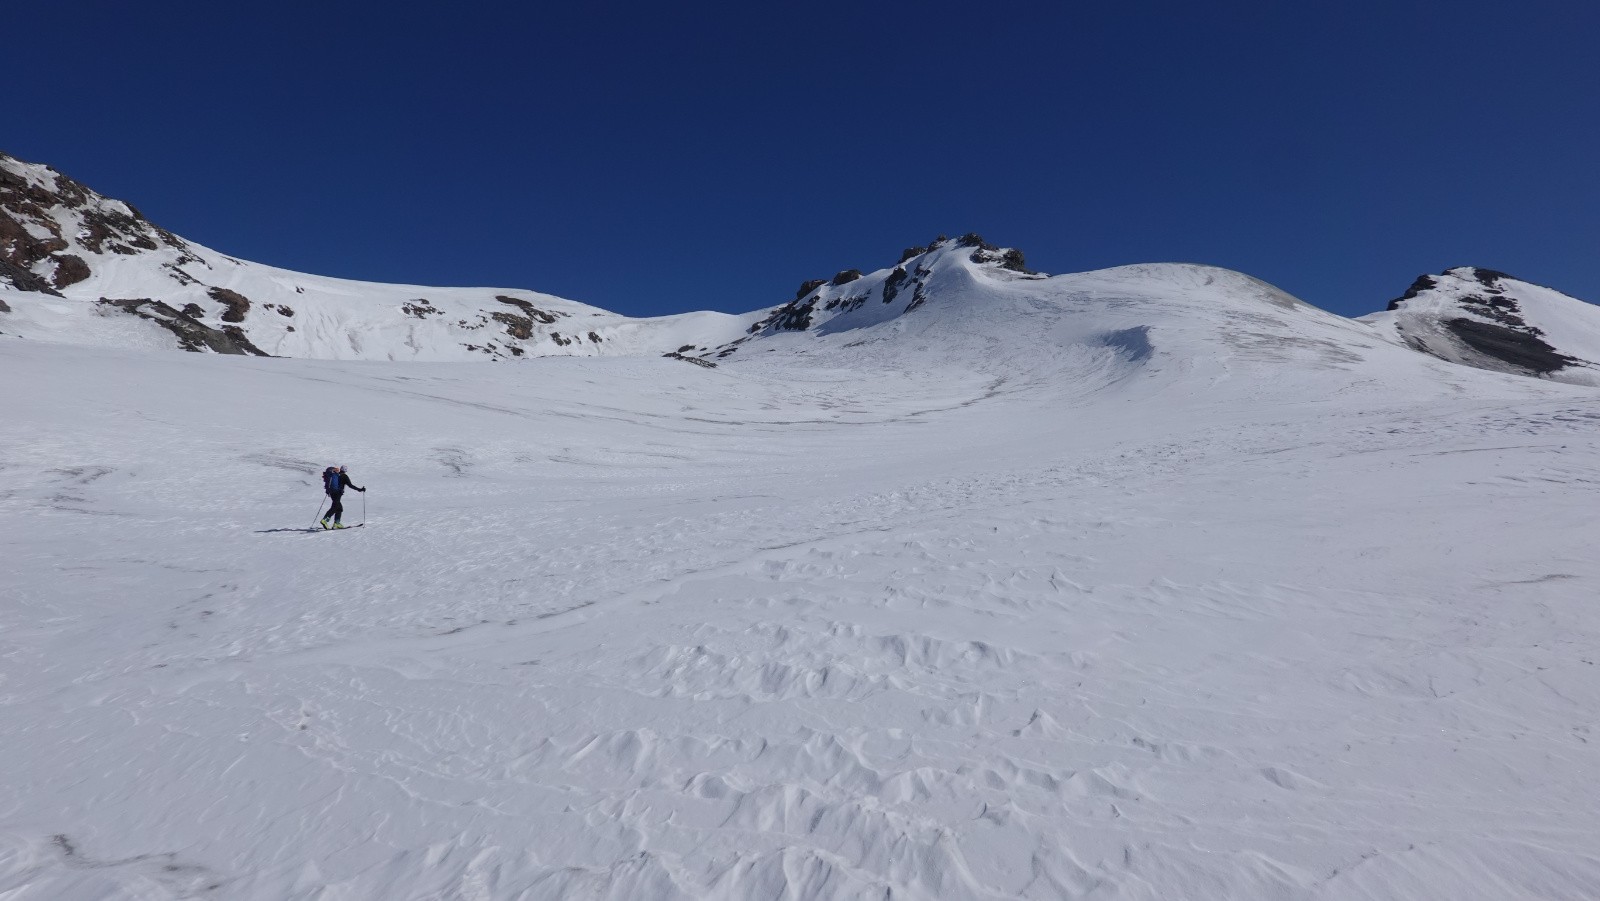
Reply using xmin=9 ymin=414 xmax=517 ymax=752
xmin=5 ymin=285 xmax=1600 ymax=899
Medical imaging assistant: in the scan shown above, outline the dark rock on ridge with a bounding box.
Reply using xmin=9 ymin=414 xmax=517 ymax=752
xmin=496 ymin=295 xmax=561 ymax=324
xmin=97 ymin=298 xmax=270 ymax=356
xmin=794 ymin=279 xmax=827 ymax=300
xmin=1387 ymin=275 xmax=1437 ymax=311
xmin=960 ymin=233 xmax=1034 ymax=273
xmin=53 ymin=254 xmax=90 ymax=288
xmin=1386 ymin=267 xmax=1588 ymax=377
xmin=208 ymin=287 xmax=252 ymax=323
xmin=881 ymin=266 xmax=909 ymax=304
xmin=663 ymin=351 xmax=717 ymax=368
xmin=0 ymin=258 xmax=62 ymax=295
xmin=492 ymin=310 xmax=535 ymax=339
xmin=1443 ymin=317 xmax=1580 ymax=375
xmin=1 ymin=152 xmax=189 ymax=292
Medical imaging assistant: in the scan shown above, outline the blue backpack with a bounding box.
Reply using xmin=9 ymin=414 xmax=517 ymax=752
xmin=324 ymin=468 xmax=342 ymax=493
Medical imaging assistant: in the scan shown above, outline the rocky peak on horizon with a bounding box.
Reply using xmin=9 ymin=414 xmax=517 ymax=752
xmin=0 ymin=152 xmax=196 ymax=296
xmin=703 ymin=233 xmax=1043 ymax=360
xmin=1368 ymin=265 xmax=1599 ymax=385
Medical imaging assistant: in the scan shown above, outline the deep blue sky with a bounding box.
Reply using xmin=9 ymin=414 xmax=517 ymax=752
xmin=12 ymin=1 xmax=1598 ymax=317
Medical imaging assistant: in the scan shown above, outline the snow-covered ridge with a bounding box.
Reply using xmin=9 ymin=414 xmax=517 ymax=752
xmin=0 ymin=151 xmax=760 ymax=361
xmin=0 ymin=149 xmax=1059 ymax=367
xmin=0 ymin=152 xmax=1046 ymax=365
xmin=5 ymin=149 xmax=1600 ymax=392
xmin=1361 ymin=266 xmax=1600 ymax=386
xmin=707 ymin=234 xmax=1037 ymax=354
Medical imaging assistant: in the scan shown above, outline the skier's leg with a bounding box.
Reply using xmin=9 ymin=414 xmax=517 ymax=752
xmin=330 ymin=494 xmax=344 ymax=524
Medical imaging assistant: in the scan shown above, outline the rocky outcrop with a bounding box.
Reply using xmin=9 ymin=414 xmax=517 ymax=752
xmin=496 ymin=295 xmax=561 ymax=324
xmin=491 ymin=310 xmax=535 ymax=339
xmin=1 ymin=152 xmax=189 ymax=293
xmin=793 ymin=279 xmax=826 ymax=300
xmin=959 ymin=233 xmax=1033 ymax=273
xmin=663 ymin=351 xmax=717 ymax=368
xmin=1368 ymin=267 xmax=1597 ymax=384
xmin=716 ymin=234 xmax=1040 ymax=358
xmin=1443 ymin=317 xmax=1579 ymax=374
xmin=0 ymin=258 xmax=62 ymax=296
xmin=208 ymin=287 xmax=252 ymax=323
xmin=97 ymin=298 xmax=271 ymax=356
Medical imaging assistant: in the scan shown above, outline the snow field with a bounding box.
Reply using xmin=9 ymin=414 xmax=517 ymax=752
xmin=4 ymin=263 xmax=1600 ymax=899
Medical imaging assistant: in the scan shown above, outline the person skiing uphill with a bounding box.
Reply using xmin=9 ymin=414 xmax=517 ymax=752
xmin=321 ymin=465 xmax=364 ymax=529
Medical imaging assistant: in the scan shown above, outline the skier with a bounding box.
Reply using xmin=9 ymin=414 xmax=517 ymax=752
xmin=320 ymin=465 xmax=365 ymax=529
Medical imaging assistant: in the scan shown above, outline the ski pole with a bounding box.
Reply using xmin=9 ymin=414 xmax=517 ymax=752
xmin=361 ymin=490 xmax=367 ymax=526
xmin=312 ymin=497 xmax=327 ymax=530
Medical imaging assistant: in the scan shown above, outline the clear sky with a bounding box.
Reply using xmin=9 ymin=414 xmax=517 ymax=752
xmin=12 ymin=1 xmax=1598 ymax=318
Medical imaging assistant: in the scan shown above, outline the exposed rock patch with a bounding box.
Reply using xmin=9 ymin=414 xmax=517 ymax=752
xmin=0 ymin=258 xmax=62 ymax=295
xmin=492 ymin=310 xmax=535 ymax=339
xmin=961 ymin=233 xmax=1034 ymax=273
xmin=768 ymin=297 xmax=818 ymax=332
xmin=882 ymin=266 xmax=909 ymax=304
xmin=1443 ymin=317 xmax=1580 ymax=374
xmin=1380 ymin=267 xmax=1591 ymax=380
xmin=79 ymin=206 xmax=161 ymax=255
xmin=402 ymin=299 xmax=442 ymax=319
xmin=1386 ymin=275 xmax=1437 ymax=311
xmin=52 ymin=254 xmax=90 ymax=288
xmin=98 ymin=298 xmax=270 ymax=355
xmin=905 ymin=264 xmax=935 ymax=312
xmin=496 ymin=295 xmax=561 ymax=323
xmin=663 ymin=351 xmax=717 ymax=368
xmin=207 ymin=287 xmax=252 ymax=323
xmin=1 ymin=152 xmax=189 ymax=286
xmin=163 ymin=263 xmax=201 ymax=287
xmin=794 ymin=279 xmax=826 ymax=300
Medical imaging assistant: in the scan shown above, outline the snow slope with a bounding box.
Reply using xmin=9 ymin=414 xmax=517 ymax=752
xmin=10 ymin=148 xmax=1600 ymax=394
xmin=1362 ymin=267 xmax=1600 ymax=386
xmin=5 ymin=247 xmax=1600 ymax=899
xmin=0 ymin=151 xmax=759 ymax=361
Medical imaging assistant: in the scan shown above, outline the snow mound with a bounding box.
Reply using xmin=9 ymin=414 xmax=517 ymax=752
xmin=1361 ymin=267 xmax=1600 ymax=386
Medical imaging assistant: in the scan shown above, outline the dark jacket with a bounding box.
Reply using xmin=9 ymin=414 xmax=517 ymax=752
xmin=325 ymin=471 xmax=363 ymax=495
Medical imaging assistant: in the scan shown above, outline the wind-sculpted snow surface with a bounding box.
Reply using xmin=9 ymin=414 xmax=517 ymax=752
xmin=4 ymin=255 xmax=1600 ymax=900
